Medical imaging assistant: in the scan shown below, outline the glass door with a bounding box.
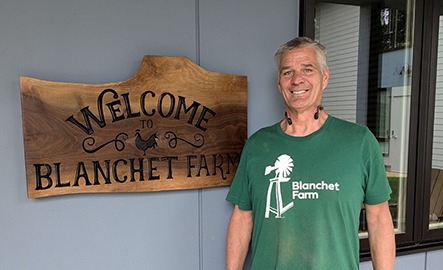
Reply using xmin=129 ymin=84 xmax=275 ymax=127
xmin=313 ymin=0 xmax=414 ymax=236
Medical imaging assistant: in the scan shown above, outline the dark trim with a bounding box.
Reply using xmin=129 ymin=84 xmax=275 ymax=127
xmin=396 ymin=240 xmax=443 ymax=256
xmin=409 ymin=0 xmax=426 ymax=245
xmin=299 ymin=0 xmax=315 ymax=39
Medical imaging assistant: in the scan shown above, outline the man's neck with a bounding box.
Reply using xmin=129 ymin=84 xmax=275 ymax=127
xmin=282 ymin=111 xmax=328 ymax=137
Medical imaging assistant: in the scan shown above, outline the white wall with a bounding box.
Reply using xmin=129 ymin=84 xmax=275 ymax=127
xmin=0 ymin=0 xmax=292 ymax=269
xmin=361 ymin=249 xmax=443 ymax=270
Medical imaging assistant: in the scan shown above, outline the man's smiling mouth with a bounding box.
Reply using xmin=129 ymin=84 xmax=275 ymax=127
xmin=290 ymin=89 xmax=309 ymax=94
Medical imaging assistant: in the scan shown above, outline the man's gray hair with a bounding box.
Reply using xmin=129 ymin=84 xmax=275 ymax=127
xmin=274 ymin=37 xmax=329 ymax=74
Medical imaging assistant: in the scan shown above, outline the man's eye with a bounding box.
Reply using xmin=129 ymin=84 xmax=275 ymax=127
xmin=282 ymin=71 xmax=293 ymax=76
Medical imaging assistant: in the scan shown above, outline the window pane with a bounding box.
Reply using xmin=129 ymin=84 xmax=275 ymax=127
xmin=430 ymin=0 xmax=443 ymax=230
xmin=314 ymin=0 xmax=414 ymax=235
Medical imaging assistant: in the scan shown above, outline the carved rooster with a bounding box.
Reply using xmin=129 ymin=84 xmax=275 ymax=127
xmin=135 ymin=130 xmax=158 ymax=155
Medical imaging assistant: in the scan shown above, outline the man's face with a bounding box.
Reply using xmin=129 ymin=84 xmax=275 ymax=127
xmin=277 ymin=47 xmax=329 ymax=114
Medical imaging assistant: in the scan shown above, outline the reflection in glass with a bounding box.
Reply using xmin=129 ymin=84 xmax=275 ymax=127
xmin=430 ymin=7 xmax=443 ymax=230
xmin=314 ymin=0 xmax=414 ymax=235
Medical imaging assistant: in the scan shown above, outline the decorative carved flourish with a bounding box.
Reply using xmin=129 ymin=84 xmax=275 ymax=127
xmin=83 ymin=132 xmax=128 ymax=153
xmin=164 ymin=131 xmax=204 ymax=149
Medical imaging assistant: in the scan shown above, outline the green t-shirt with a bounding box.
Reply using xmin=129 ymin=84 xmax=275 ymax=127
xmin=226 ymin=116 xmax=392 ymax=270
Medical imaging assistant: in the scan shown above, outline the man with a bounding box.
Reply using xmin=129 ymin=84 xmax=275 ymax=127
xmin=226 ymin=37 xmax=395 ymax=269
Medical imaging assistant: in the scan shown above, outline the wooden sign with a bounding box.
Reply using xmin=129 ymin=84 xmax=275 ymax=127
xmin=20 ymin=56 xmax=247 ymax=198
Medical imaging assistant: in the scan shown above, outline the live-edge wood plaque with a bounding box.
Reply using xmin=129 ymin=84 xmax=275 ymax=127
xmin=20 ymin=56 xmax=247 ymax=198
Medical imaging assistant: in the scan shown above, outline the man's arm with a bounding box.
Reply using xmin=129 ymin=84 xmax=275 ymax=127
xmin=226 ymin=205 xmax=253 ymax=270
xmin=365 ymin=201 xmax=396 ymax=270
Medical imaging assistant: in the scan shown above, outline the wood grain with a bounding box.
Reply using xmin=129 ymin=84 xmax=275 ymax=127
xmin=20 ymin=56 xmax=247 ymax=198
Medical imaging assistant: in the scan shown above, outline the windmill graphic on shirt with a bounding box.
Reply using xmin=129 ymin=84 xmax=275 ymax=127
xmin=265 ymin=154 xmax=294 ymax=218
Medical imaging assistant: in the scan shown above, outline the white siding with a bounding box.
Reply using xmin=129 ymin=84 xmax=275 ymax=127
xmin=315 ymin=3 xmax=360 ymax=123
xmin=432 ymin=17 xmax=443 ymax=169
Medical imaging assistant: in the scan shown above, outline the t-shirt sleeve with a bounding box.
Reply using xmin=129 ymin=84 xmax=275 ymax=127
xmin=363 ymin=128 xmax=392 ymax=205
xmin=226 ymin=145 xmax=252 ymax=210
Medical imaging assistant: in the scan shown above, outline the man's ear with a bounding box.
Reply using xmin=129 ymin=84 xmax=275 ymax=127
xmin=322 ymin=69 xmax=330 ymax=90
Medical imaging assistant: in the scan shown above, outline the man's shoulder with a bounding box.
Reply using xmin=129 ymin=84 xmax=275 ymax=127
xmin=248 ymin=122 xmax=279 ymax=140
xmin=327 ymin=116 xmax=378 ymax=151
xmin=329 ymin=116 xmax=370 ymax=135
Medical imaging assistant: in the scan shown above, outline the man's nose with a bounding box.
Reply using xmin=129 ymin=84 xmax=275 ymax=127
xmin=291 ymin=71 xmax=304 ymax=84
